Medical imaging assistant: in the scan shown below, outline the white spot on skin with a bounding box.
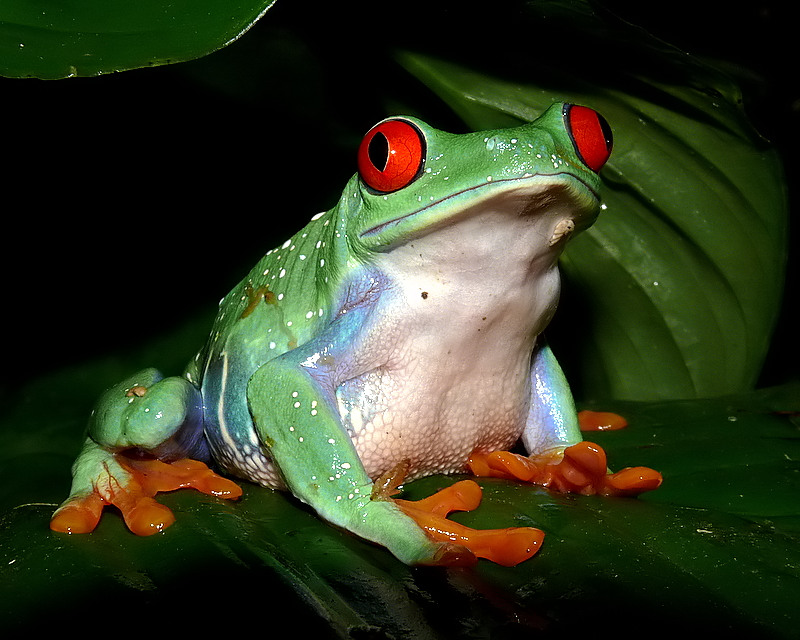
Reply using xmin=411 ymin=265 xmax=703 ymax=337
xmin=349 ymin=407 xmax=364 ymax=433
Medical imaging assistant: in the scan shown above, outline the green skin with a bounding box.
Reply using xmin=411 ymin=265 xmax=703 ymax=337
xmin=58 ymin=103 xmax=606 ymax=564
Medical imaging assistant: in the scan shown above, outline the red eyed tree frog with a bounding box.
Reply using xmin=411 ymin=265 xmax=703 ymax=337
xmin=51 ymin=103 xmax=661 ymax=567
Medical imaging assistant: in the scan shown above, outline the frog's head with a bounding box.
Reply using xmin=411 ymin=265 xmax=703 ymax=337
xmin=341 ymin=102 xmax=612 ymax=259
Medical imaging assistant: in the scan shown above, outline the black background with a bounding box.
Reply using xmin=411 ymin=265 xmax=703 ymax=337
xmin=1 ymin=0 xmax=796 ymax=400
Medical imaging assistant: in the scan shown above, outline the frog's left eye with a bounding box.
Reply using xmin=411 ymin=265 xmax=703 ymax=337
xmin=358 ymin=119 xmax=425 ymax=193
xmin=564 ymin=104 xmax=613 ymax=173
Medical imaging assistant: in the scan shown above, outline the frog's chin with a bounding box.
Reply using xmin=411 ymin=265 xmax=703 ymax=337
xmin=359 ymin=172 xmax=599 ymax=247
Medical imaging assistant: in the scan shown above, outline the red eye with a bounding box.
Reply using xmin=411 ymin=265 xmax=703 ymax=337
xmin=564 ymin=104 xmax=613 ymax=172
xmin=357 ymin=119 xmax=425 ymax=193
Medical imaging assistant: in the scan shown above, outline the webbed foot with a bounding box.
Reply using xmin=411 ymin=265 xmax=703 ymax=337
xmin=468 ymin=441 xmax=662 ymax=497
xmin=394 ymin=479 xmax=544 ymax=567
xmin=50 ymin=451 xmax=242 ymax=536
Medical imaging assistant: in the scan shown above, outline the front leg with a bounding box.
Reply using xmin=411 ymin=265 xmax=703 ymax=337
xmin=469 ymin=341 xmax=662 ymax=496
xmin=521 ymin=339 xmax=583 ymax=455
xmin=248 ymin=340 xmax=544 ymax=567
xmin=246 ymin=349 xmax=470 ymax=566
xmin=50 ymin=369 xmax=241 ymax=535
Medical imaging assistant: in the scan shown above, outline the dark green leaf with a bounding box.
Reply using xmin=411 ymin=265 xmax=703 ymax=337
xmin=1 ymin=333 xmax=798 ymax=636
xmin=397 ymin=45 xmax=787 ymax=400
xmin=0 ymin=0 xmax=276 ymax=78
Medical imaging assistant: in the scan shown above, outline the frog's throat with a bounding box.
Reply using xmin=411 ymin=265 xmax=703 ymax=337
xmin=359 ymin=172 xmax=599 ymax=239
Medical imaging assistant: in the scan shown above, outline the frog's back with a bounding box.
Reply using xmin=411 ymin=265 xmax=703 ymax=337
xmin=192 ymin=209 xmax=344 ymax=485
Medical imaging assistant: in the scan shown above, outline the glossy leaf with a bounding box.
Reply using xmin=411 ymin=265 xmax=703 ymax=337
xmin=0 ymin=0 xmax=276 ymax=78
xmin=396 ymin=35 xmax=787 ymax=401
xmin=0 ymin=328 xmax=798 ymax=636
xmin=0 ymin=2 xmax=794 ymax=636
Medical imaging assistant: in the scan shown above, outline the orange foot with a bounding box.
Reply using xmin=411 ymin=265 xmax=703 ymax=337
xmin=468 ymin=441 xmax=662 ymax=497
xmin=394 ymin=479 xmax=544 ymax=567
xmin=50 ymin=454 xmax=242 ymax=536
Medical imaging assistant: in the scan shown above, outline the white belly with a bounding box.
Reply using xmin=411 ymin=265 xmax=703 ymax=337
xmin=338 ymin=206 xmax=563 ymax=480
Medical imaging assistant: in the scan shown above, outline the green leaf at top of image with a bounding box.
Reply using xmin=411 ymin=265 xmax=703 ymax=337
xmin=397 ymin=40 xmax=787 ymax=401
xmin=0 ymin=0 xmax=276 ymax=78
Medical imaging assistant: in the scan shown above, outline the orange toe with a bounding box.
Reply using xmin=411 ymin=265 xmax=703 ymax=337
xmin=122 ymin=456 xmax=243 ymax=500
xmin=562 ymin=441 xmax=607 ymax=475
xmin=467 ymin=526 xmax=545 ymax=568
xmin=396 ymin=480 xmax=544 ymax=566
xmin=113 ymin=456 xmax=242 ymax=534
xmin=402 ymin=479 xmax=483 ymax=517
xmin=578 ymin=410 xmax=628 ymax=431
xmin=467 ymin=441 xmax=661 ymax=498
xmin=51 ymin=454 xmax=242 ymax=537
xmin=123 ymin=496 xmax=177 ymax=536
xmin=50 ymin=493 xmax=105 ymax=534
xmin=603 ymin=466 xmax=663 ymax=496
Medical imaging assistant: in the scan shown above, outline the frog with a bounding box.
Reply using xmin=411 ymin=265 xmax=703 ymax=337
xmin=50 ymin=103 xmax=661 ymax=567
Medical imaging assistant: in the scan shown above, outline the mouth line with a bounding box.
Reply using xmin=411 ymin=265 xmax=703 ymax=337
xmin=359 ymin=171 xmax=598 ymax=238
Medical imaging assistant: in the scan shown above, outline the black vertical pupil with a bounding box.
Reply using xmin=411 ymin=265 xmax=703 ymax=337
xmin=368 ymin=132 xmax=389 ymax=171
xmin=598 ymin=113 xmax=613 ymax=151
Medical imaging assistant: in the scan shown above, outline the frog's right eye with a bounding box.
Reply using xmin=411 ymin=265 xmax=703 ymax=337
xmin=358 ymin=119 xmax=425 ymax=193
xmin=564 ymin=104 xmax=613 ymax=173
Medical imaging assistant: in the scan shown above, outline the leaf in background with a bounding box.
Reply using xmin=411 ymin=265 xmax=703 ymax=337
xmin=396 ymin=17 xmax=787 ymax=401
xmin=0 ymin=0 xmax=788 ymax=399
xmin=0 ymin=0 xmax=276 ymax=78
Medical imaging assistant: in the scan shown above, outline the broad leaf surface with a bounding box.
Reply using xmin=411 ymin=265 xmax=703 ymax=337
xmin=0 ymin=323 xmax=797 ymax=637
xmin=0 ymin=2 xmax=794 ymax=637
